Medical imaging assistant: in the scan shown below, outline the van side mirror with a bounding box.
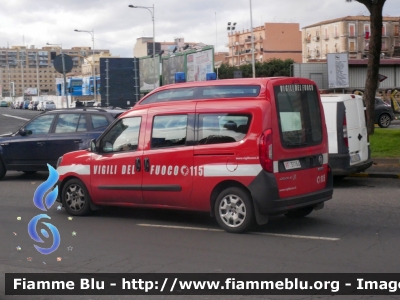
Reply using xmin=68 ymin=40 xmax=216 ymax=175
xmin=90 ymin=139 xmax=97 ymax=152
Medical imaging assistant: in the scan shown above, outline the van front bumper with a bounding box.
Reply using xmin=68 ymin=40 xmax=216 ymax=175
xmin=248 ymin=167 xmax=333 ymax=216
xmin=329 ymin=153 xmax=373 ymax=176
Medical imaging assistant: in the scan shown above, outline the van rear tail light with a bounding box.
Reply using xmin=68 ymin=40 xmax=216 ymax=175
xmin=343 ymin=113 xmax=349 ymax=148
xmin=259 ymin=129 xmax=273 ymax=172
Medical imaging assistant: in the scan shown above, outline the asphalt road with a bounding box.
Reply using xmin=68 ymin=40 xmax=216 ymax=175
xmin=1 ymin=107 xmax=400 ymax=300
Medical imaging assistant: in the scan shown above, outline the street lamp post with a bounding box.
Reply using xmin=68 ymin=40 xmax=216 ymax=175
xmin=74 ymin=29 xmax=96 ymax=101
xmin=129 ymin=4 xmax=157 ymax=90
xmin=227 ymin=22 xmax=236 ymax=66
xmin=47 ymin=43 xmax=69 ymax=108
xmin=249 ymin=0 xmax=256 ymax=78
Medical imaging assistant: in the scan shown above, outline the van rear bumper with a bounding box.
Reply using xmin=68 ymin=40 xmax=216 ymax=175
xmin=329 ymin=153 xmax=373 ymax=176
xmin=248 ymin=167 xmax=333 ymax=216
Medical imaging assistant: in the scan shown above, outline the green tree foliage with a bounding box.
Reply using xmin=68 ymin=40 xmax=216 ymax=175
xmin=218 ymin=58 xmax=294 ymax=79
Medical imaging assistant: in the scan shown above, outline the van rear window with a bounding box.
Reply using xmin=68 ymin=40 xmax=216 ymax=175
xmin=140 ymin=86 xmax=260 ymax=105
xmin=274 ymin=85 xmax=322 ymax=148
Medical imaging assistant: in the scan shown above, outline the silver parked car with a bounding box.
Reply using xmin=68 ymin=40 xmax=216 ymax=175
xmin=38 ymin=101 xmax=56 ymax=111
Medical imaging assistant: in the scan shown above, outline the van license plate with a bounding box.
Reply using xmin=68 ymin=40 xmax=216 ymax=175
xmin=350 ymin=154 xmax=361 ymax=163
xmin=284 ymin=160 xmax=301 ymax=170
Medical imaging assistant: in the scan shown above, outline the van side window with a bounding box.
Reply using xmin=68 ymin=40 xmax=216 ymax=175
xmin=100 ymin=117 xmax=141 ymax=153
xmin=151 ymin=115 xmax=188 ymax=149
xmin=197 ymin=114 xmax=251 ymax=145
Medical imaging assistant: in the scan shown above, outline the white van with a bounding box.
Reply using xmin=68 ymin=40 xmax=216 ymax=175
xmin=320 ymin=94 xmax=372 ymax=177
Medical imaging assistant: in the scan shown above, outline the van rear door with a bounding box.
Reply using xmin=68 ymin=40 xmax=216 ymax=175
xmin=345 ymin=96 xmax=369 ymax=165
xmin=272 ymin=80 xmax=329 ymax=199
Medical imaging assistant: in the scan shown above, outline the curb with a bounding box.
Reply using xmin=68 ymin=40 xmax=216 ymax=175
xmin=349 ymin=173 xmax=400 ymax=179
xmin=372 ymin=158 xmax=400 ymax=165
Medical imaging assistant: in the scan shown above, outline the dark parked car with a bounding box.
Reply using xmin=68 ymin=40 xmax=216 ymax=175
xmin=375 ymin=98 xmax=395 ymax=128
xmin=0 ymin=107 xmax=125 ymax=179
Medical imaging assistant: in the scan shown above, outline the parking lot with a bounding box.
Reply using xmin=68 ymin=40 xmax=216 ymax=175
xmin=1 ymin=107 xmax=400 ymax=300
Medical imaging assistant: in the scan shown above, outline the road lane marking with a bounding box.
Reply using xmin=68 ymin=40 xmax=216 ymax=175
xmin=251 ymin=232 xmax=340 ymax=241
xmin=137 ymin=223 xmax=223 ymax=232
xmin=2 ymin=114 xmax=30 ymax=121
xmin=137 ymin=223 xmax=340 ymax=241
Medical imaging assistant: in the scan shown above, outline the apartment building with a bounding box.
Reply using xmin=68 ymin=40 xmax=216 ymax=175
xmin=0 ymin=45 xmax=110 ymax=97
xmin=302 ymin=15 xmax=400 ymax=62
xmin=227 ymin=23 xmax=302 ymax=66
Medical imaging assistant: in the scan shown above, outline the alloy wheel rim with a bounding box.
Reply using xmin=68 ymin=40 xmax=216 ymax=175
xmin=65 ymin=184 xmax=86 ymax=211
xmin=219 ymin=194 xmax=246 ymax=228
xmin=381 ymin=115 xmax=390 ymax=127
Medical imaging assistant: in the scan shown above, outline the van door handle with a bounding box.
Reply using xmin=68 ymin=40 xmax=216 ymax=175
xmin=144 ymin=158 xmax=150 ymax=172
xmin=135 ymin=158 xmax=141 ymax=172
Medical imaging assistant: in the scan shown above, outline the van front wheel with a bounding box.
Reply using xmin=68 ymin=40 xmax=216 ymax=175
xmin=214 ymin=187 xmax=254 ymax=233
xmin=284 ymin=206 xmax=314 ymax=218
xmin=61 ymin=178 xmax=92 ymax=216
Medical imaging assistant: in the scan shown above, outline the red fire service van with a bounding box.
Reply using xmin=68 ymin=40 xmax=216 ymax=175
xmin=56 ymin=77 xmax=333 ymax=233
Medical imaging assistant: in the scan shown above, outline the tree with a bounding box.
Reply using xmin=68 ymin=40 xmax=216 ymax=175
xmin=346 ymin=0 xmax=386 ymax=135
xmin=217 ymin=58 xmax=294 ymax=80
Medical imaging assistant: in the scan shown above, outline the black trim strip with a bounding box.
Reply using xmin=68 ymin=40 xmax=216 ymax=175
xmin=98 ymin=185 xmax=141 ymax=190
xmin=142 ymin=185 xmax=182 ymax=191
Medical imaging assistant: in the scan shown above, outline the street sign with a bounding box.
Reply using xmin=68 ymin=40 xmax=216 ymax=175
xmin=53 ymin=54 xmax=73 ymax=74
xmin=327 ymin=53 xmax=349 ymax=88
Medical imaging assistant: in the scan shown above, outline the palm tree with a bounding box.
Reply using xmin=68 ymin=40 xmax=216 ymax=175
xmin=346 ymin=0 xmax=386 ymax=135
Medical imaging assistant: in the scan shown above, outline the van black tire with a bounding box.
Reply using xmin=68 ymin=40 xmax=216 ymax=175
xmin=284 ymin=206 xmax=314 ymax=218
xmin=61 ymin=178 xmax=92 ymax=216
xmin=378 ymin=113 xmax=391 ymax=128
xmin=214 ymin=187 xmax=254 ymax=233
xmin=0 ymin=160 xmax=6 ymax=180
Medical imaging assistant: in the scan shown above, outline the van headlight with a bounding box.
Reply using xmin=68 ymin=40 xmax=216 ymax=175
xmin=56 ymin=156 xmax=63 ymax=169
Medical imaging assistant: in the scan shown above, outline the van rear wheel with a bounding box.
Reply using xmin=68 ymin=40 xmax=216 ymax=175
xmin=284 ymin=206 xmax=314 ymax=218
xmin=61 ymin=178 xmax=92 ymax=216
xmin=214 ymin=187 xmax=254 ymax=233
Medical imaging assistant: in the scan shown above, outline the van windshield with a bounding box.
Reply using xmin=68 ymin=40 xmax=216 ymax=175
xmin=274 ymin=85 xmax=322 ymax=148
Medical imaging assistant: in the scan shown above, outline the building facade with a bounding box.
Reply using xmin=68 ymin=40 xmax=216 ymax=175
xmin=302 ymin=16 xmax=400 ymax=63
xmin=134 ymin=37 xmax=204 ymax=58
xmin=227 ymin=22 xmax=302 ymax=66
xmin=81 ymin=52 xmax=119 ymax=77
xmin=0 ymin=45 xmax=110 ymax=97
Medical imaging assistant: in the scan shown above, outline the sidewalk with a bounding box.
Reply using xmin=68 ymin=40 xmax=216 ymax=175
xmin=349 ymin=158 xmax=400 ymax=179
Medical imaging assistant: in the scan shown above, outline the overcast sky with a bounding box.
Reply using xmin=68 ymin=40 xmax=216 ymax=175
xmin=0 ymin=0 xmax=399 ymax=57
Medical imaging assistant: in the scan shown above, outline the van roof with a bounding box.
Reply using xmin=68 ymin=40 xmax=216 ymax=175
xmin=138 ymin=77 xmax=318 ymax=105
xmin=152 ymin=77 xmax=319 ymax=92
xmin=320 ymin=94 xmax=362 ymax=103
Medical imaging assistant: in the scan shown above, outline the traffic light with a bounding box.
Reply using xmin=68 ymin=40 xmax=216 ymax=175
xmin=91 ymin=86 xmax=94 ymax=93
